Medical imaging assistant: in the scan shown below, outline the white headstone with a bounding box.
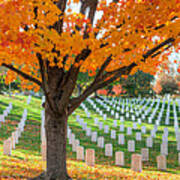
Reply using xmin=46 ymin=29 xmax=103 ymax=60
xmin=113 ymin=120 xmax=117 ymax=127
xmin=0 ymin=115 xmax=5 ymax=122
xmin=86 ymin=127 xmax=91 ymax=137
xmin=98 ymin=122 xmax=103 ymax=130
xmin=177 ymin=141 xmax=180 ymax=151
xmin=67 ymin=128 xmax=71 ymax=139
xmin=120 ymin=124 xmax=124 ymax=132
xmin=148 ymin=117 xmax=152 ymax=124
xmin=146 ymin=137 xmax=153 ymax=148
xmin=82 ymin=122 xmax=87 ymax=130
xmin=69 ymin=133 xmax=75 ymax=145
xmin=102 ymin=113 xmax=106 ymax=120
xmin=97 ymin=136 xmax=104 ymax=148
xmin=137 ymin=118 xmax=141 ymax=124
xmin=72 ymin=139 xmax=80 ymax=152
xmin=131 ymin=154 xmax=142 ymax=172
xmin=3 ymin=138 xmax=11 ymax=156
xmin=141 ymin=148 xmax=149 ymax=161
xmin=157 ymin=155 xmax=166 ymax=170
xmin=105 ymin=144 xmax=113 ymax=157
xmin=151 ymin=129 xmax=156 ymax=138
xmin=127 ymin=127 xmax=132 ymax=135
xmin=115 ymin=151 xmax=124 ymax=166
xmin=76 ymin=146 xmax=84 ymax=160
xmin=133 ymin=123 xmax=137 ymax=130
xmin=118 ymin=134 xmax=125 ymax=145
xmin=128 ymin=140 xmax=135 ymax=152
xmin=162 ymin=134 xmax=168 ymax=143
xmin=120 ymin=116 xmax=124 ymax=122
xmin=91 ymin=132 xmax=97 ymax=142
xmin=111 ymin=130 xmax=116 ymax=139
xmin=141 ymin=126 xmax=146 ymax=134
xmin=94 ymin=118 xmax=98 ymax=125
xmin=11 ymin=133 xmax=16 ymax=149
xmin=136 ymin=132 xmax=142 ymax=141
xmin=132 ymin=115 xmax=135 ymax=121
xmin=160 ymin=143 xmax=168 ymax=156
xmin=104 ymin=125 xmax=109 ymax=133
xmin=85 ymin=149 xmax=95 ymax=166
xmin=115 ymin=113 xmax=119 ymax=119
xmin=76 ymin=115 xmax=80 ymax=122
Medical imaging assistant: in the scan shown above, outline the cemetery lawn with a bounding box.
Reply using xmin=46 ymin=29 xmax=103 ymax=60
xmin=0 ymin=95 xmax=180 ymax=179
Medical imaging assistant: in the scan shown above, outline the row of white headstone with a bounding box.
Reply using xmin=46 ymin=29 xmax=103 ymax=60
xmin=88 ymin=97 xmax=178 ymax=128
xmin=3 ymin=109 xmax=28 ymax=156
xmin=85 ymin=98 xmax=180 ymax=151
xmin=39 ymin=96 xmax=180 ymax=169
xmin=98 ymin=97 xmax=177 ymax=118
xmin=73 ymin=99 xmax=180 ymax=167
xmin=27 ymin=95 xmax=32 ymax=105
xmin=0 ymin=102 xmax=13 ymax=125
xmin=68 ymin=127 xmax=180 ymax=172
xmin=76 ymin=115 xmax=180 ymax=155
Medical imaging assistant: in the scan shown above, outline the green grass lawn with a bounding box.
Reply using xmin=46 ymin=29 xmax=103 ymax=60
xmin=0 ymin=94 xmax=180 ymax=179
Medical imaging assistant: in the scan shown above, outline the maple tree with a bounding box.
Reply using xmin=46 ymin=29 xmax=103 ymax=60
xmin=153 ymin=56 xmax=180 ymax=95
xmin=111 ymin=84 xmax=125 ymax=96
xmin=97 ymin=89 xmax=108 ymax=96
xmin=0 ymin=0 xmax=180 ymax=179
xmin=153 ymin=72 xmax=179 ymax=95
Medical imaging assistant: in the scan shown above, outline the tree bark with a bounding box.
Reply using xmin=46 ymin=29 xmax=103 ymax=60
xmin=43 ymin=105 xmax=71 ymax=180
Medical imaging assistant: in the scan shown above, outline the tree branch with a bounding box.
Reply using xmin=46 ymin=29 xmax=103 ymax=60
xmin=58 ymin=48 xmax=91 ymax=113
xmin=68 ymin=35 xmax=178 ymax=114
xmin=68 ymin=62 xmax=136 ymax=115
xmin=52 ymin=0 xmax=68 ymax=34
xmin=93 ymin=55 xmax=112 ymax=83
xmin=142 ymin=37 xmax=175 ymax=61
xmin=1 ymin=63 xmax=42 ymax=87
xmin=37 ymin=53 xmax=58 ymax=114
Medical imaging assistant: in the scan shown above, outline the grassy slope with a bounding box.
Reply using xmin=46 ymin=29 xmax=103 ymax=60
xmin=0 ymin=95 xmax=180 ymax=179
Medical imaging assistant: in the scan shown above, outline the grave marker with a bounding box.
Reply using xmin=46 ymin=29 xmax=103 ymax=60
xmin=91 ymin=132 xmax=97 ymax=142
xmin=76 ymin=146 xmax=84 ymax=160
xmin=118 ymin=134 xmax=125 ymax=145
xmin=128 ymin=140 xmax=135 ymax=152
xmin=97 ymin=136 xmax=104 ymax=148
xmin=131 ymin=154 xmax=142 ymax=172
xmin=141 ymin=148 xmax=149 ymax=161
xmin=105 ymin=144 xmax=113 ymax=157
xmin=111 ymin=130 xmax=116 ymax=139
xmin=115 ymin=151 xmax=124 ymax=166
xmin=157 ymin=155 xmax=166 ymax=170
xmin=85 ymin=149 xmax=95 ymax=166
xmin=3 ymin=138 xmax=11 ymax=156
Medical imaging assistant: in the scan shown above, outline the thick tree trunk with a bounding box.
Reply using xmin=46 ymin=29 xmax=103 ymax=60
xmin=43 ymin=106 xmax=71 ymax=180
xmin=30 ymin=67 xmax=73 ymax=180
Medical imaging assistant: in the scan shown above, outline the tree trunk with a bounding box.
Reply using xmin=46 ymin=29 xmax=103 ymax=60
xmin=43 ymin=106 xmax=71 ymax=180
xmin=30 ymin=67 xmax=73 ymax=180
